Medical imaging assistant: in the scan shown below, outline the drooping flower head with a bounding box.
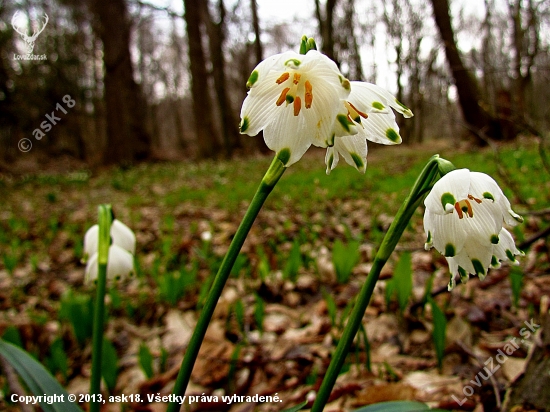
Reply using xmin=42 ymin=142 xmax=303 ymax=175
xmin=240 ymin=38 xmax=413 ymax=172
xmin=325 ymin=81 xmax=413 ymax=174
xmin=424 ymin=169 xmax=523 ymax=290
xmin=82 ymin=219 xmax=136 ymax=283
xmin=240 ymin=49 xmax=351 ymax=167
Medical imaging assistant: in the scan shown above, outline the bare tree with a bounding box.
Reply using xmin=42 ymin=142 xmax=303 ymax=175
xmin=248 ymin=0 xmax=270 ymax=153
xmin=430 ymin=0 xmax=501 ymax=144
xmin=201 ymin=0 xmax=241 ymax=157
xmin=315 ymin=0 xmax=339 ymax=63
xmin=509 ymin=0 xmax=540 ymax=123
xmin=88 ymin=0 xmax=152 ymax=164
xmin=250 ymin=0 xmax=263 ymax=64
xmin=183 ymin=0 xmax=219 ymax=158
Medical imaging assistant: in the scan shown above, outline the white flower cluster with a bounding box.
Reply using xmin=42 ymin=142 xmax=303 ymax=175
xmin=424 ymin=169 xmax=523 ymax=290
xmin=82 ymin=219 xmax=136 ymax=283
xmin=239 ymin=50 xmax=412 ymax=173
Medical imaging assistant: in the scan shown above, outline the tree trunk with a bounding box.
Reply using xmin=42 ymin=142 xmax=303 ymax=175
xmin=509 ymin=0 xmax=539 ymax=125
xmin=430 ymin=0 xmax=498 ymax=144
xmin=315 ymin=0 xmax=338 ymax=63
xmin=249 ymin=0 xmax=270 ymax=154
xmin=250 ymin=0 xmax=263 ymax=64
xmin=89 ymin=0 xmax=151 ymax=165
xmin=184 ymin=0 xmax=219 ymax=159
xmin=201 ymin=0 xmax=240 ymax=157
xmin=503 ymin=308 xmax=550 ymax=411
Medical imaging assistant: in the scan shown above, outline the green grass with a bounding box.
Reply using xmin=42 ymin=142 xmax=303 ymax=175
xmin=1 ymin=138 xmax=548 ymax=407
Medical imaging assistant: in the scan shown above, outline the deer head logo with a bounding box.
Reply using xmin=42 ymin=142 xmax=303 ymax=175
xmin=11 ymin=11 xmax=49 ymax=55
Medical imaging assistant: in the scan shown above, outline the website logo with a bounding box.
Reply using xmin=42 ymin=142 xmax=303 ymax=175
xmin=11 ymin=11 xmax=48 ymax=60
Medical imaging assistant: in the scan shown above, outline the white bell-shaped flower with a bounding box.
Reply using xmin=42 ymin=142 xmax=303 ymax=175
xmin=423 ymin=169 xmax=523 ymax=290
xmin=85 ymin=244 xmax=135 ymax=284
xmin=82 ymin=219 xmax=136 ymax=283
xmin=83 ymin=219 xmax=136 ymax=262
xmin=240 ymin=50 xmax=353 ymax=167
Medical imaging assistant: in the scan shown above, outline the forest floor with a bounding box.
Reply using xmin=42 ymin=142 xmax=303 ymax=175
xmin=1 ymin=137 xmax=549 ymax=412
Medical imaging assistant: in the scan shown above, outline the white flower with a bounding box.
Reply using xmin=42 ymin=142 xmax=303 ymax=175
xmin=82 ymin=219 xmax=136 ymax=283
xmin=325 ymin=82 xmax=414 ymax=174
xmin=423 ymin=169 xmax=523 ymax=290
xmin=83 ymin=219 xmax=136 ymax=260
xmin=84 ymin=245 xmax=134 ymax=284
xmin=239 ymin=50 xmax=352 ymax=167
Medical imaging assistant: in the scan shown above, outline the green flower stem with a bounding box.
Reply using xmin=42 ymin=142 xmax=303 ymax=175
xmin=311 ymin=155 xmax=442 ymax=411
xmin=90 ymin=205 xmax=112 ymax=412
xmin=167 ymin=156 xmax=286 ymax=412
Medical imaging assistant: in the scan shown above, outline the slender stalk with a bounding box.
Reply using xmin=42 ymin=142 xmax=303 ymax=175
xmin=90 ymin=205 xmax=112 ymax=412
xmin=311 ymin=156 xmax=441 ymax=411
xmin=167 ymin=156 xmax=286 ymax=411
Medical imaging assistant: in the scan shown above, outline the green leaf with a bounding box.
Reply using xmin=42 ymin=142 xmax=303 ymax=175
xmin=46 ymin=338 xmax=69 ymax=380
xmin=428 ymin=297 xmax=447 ymax=369
xmin=138 ymin=343 xmax=154 ymax=379
xmin=353 ymin=400 xmax=451 ymax=412
xmin=322 ymin=290 xmax=337 ymax=327
xmin=234 ymin=299 xmax=245 ymax=333
xmin=2 ymin=326 xmax=22 ymax=347
xmin=393 ymin=252 xmax=412 ymax=312
xmin=283 ymin=240 xmax=302 ymax=282
xmin=0 ymin=339 xmax=83 ymax=412
xmin=281 ymin=400 xmax=308 ymax=412
xmin=59 ymin=291 xmax=94 ymax=345
xmin=332 ymin=239 xmax=360 ymax=284
xmin=509 ymin=267 xmax=523 ymax=308
xmin=101 ymin=339 xmax=118 ymax=391
xmin=160 ymin=347 xmax=168 ymax=373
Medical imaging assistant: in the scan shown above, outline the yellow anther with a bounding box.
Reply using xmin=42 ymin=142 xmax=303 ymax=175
xmin=293 ymin=73 xmax=301 ymax=85
xmin=455 ymin=199 xmax=474 ymax=219
xmin=346 ymin=101 xmax=368 ymax=119
xmin=293 ymin=96 xmax=302 ymax=116
xmin=276 ymin=87 xmax=290 ymax=106
xmin=305 ymin=80 xmax=313 ymax=109
xmin=468 ymin=194 xmax=482 ymax=204
xmin=276 ymin=72 xmax=290 ymax=84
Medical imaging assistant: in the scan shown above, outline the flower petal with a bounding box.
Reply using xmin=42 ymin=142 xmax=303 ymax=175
xmin=359 ymin=82 xmax=414 ymax=118
xmin=262 ymin=103 xmax=313 ymax=166
xmin=468 ymin=172 xmax=503 ymax=203
xmin=333 ymin=134 xmax=367 ymax=173
xmin=424 ymin=210 xmax=467 ymax=257
xmin=84 ymin=252 xmax=99 ymax=283
xmin=85 ymin=245 xmax=135 ymax=284
xmin=348 ymin=81 xmax=391 ymax=114
xmin=111 ymin=219 xmax=136 ymax=255
xmin=360 ymin=111 xmax=402 ymax=145
xmin=461 ymin=200 xmax=502 ymax=246
xmin=454 ymin=239 xmax=493 ymax=281
xmin=425 ymin=169 xmax=471 ymax=214
xmin=83 ymin=224 xmax=99 ymax=263
xmin=240 ymin=71 xmax=288 ymax=136
xmin=325 ymin=146 xmax=339 ymax=174
xmin=493 ymin=228 xmax=523 ymax=264
xmin=308 ymin=80 xmax=351 ymax=147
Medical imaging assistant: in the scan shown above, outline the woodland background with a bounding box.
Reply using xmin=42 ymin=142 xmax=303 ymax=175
xmin=1 ymin=1 xmax=550 ymax=412
xmin=1 ymin=0 xmax=550 ymax=169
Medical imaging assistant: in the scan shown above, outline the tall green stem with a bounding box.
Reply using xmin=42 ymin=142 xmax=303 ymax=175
xmin=311 ymin=155 xmax=441 ymax=411
xmin=167 ymin=156 xmax=286 ymax=411
xmin=90 ymin=205 xmax=112 ymax=412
